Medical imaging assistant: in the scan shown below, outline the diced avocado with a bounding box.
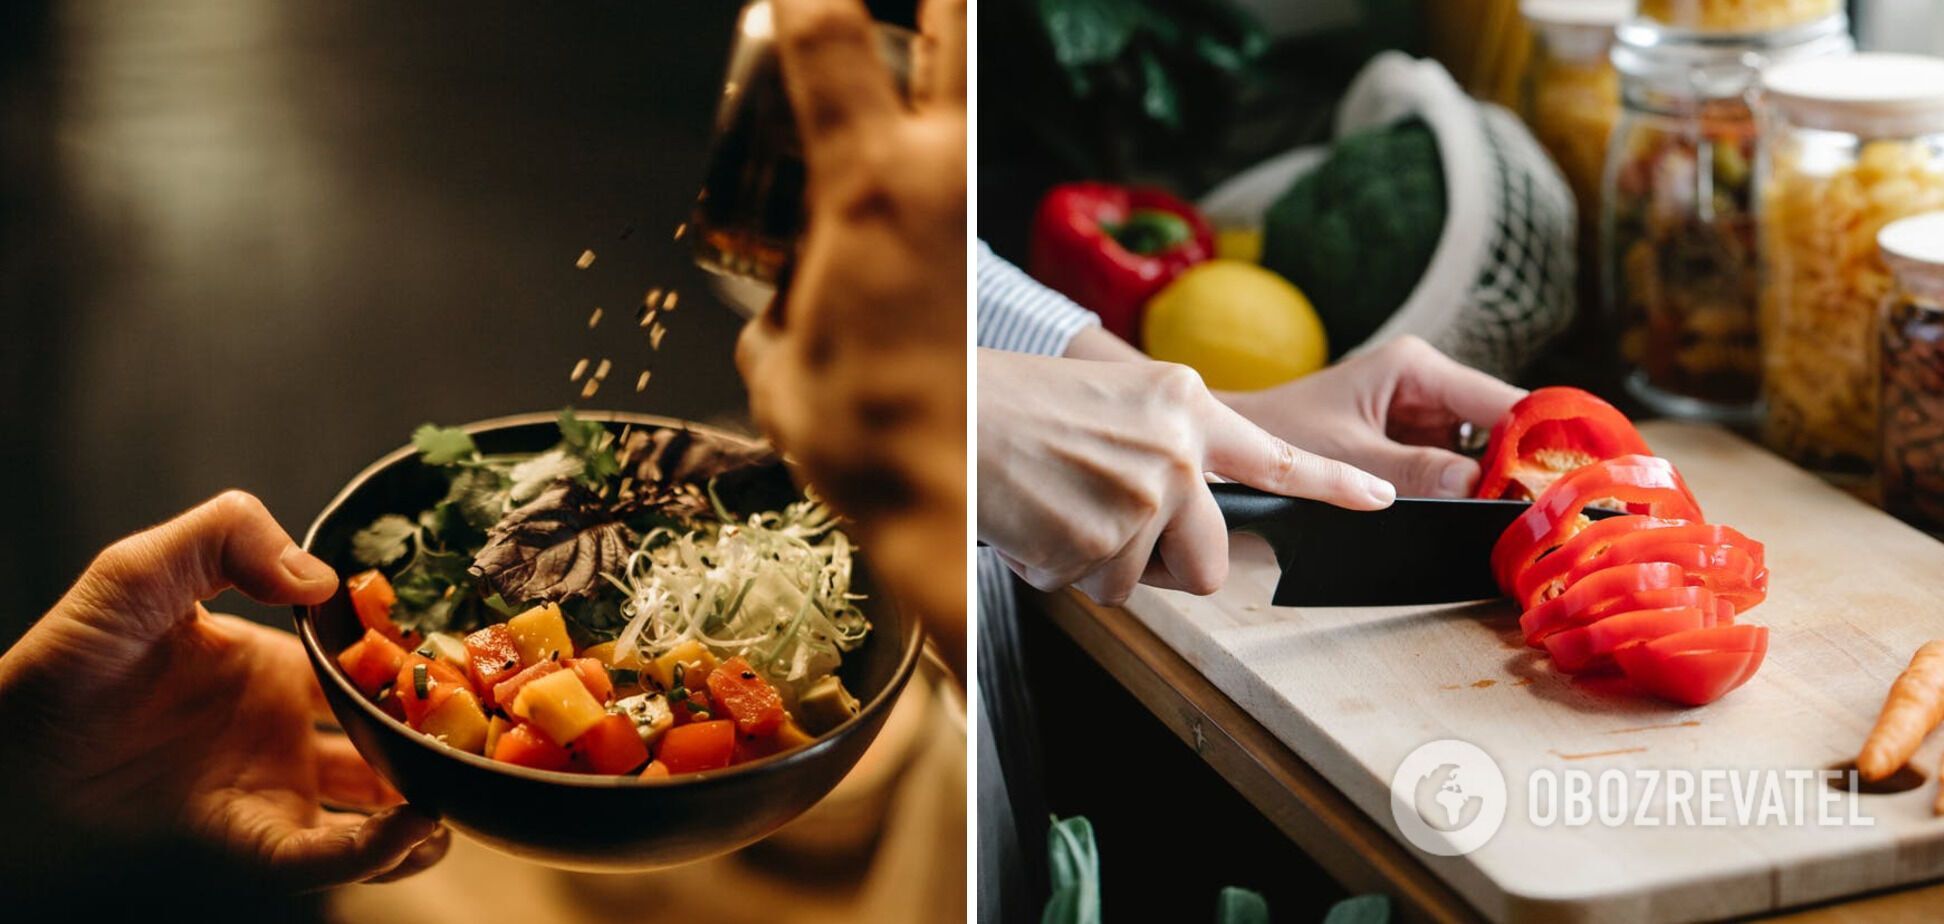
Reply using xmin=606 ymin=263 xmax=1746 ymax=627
xmin=796 ymin=675 xmax=860 ymax=734
xmin=419 ymin=632 xmax=470 ymax=671
xmin=506 ymin=603 xmax=574 ymax=666
xmin=420 ymin=687 xmax=490 ymax=754
xmin=511 ymin=668 xmax=607 ymax=745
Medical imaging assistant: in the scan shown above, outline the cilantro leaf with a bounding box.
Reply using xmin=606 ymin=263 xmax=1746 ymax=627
xmin=443 ymin=466 xmax=509 ymax=531
xmin=412 ymin=423 xmax=478 ymax=465
xmin=350 ymin=514 xmax=417 ymax=568
xmin=556 ymin=408 xmax=621 ymax=485
xmin=507 ymin=448 xmax=584 ymax=504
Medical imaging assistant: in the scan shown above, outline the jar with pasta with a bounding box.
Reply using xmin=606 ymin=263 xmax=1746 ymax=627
xmin=1602 ymin=16 xmax=1849 ymax=421
xmin=1759 ymin=54 xmax=1944 ymax=475
xmin=1638 ymin=0 xmax=1839 ymax=33
xmin=1877 ymin=212 xmax=1944 ymax=533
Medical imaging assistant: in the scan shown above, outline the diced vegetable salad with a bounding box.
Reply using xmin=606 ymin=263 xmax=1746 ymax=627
xmin=334 ymin=411 xmax=869 ymax=777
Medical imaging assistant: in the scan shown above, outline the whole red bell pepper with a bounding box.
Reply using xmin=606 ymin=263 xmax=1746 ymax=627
xmin=1028 ymin=182 xmax=1215 ymax=343
xmin=1474 ymin=388 xmax=1652 ymax=502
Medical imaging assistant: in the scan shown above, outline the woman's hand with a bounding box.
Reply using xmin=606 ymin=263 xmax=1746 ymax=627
xmin=1221 ymin=337 xmax=1527 ymax=498
xmin=736 ymin=0 xmax=967 ymax=659
xmin=0 ymin=492 xmax=449 ymax=891
xmin=978 ymin=350 xmax=1396 ymax=605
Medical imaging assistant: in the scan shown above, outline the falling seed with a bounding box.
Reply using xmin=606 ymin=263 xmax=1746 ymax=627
xmin=643 ymin=287 xmax=664 ymax=309
xmin=575 ymin=249 xmax=596 ymax=269
xmin=637 ymin=308 xmax=658 ymax=329
xmin=650 ymin=323 xmax=667 ymax=350
xmin=663 ymin=291 xmax=679 ymax=311
xmin=673 ymin=222 xmax=688 ymax=241
xmin=570 ymin=358 xmax=590 ymax=381
xmin=595 ymin=358 xmax=613 ymax=380
xmin=587 ymin=307 xmax=604 ymax=329
xmin=635 ymin=370 xmax=652 ymax=392
xmin=580 ymin=377 xmax=601 ymax=399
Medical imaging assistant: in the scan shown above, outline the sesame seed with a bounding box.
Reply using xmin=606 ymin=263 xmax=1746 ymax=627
xmin=649 ymin=323 xmax=667 ymax=350
xmin=643 ymin=287 xmax=663 ymax=309
xmin=672 ymin=222 xmax=688 ymax=241
xmin=638 ymin=307 xmax=658 ymax=329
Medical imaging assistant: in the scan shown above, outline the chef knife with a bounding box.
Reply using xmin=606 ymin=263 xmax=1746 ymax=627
xmin=1209 ymin=482 xmax=1617 ymax=607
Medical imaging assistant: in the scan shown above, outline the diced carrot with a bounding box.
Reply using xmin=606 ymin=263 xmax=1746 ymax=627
xmin=639 ymin=760 xmax=671 ymax=779
xmin=491 ymin=659 xmax=562 ymax=709
xmin=395 ymin=654 xmax=469 ymax=728
xmin=338 ymin=628 xmax=409 ymax=696
xmin=657 ymin=719 xmax=736 ymax=774
xmin=348 ymin=570 xmax=406 ymax=644
xmin=705 ymin=656 xmax=785 ymax=736
xmin=569 ymin=658 xmax=614 ymax=704
xmin=577 ymin=714 xmax=649 ymax=775
xmin=492 ymin=722 xmax=572 ymax=772
xmin=464 ymin=624 xmax=524 ymax=700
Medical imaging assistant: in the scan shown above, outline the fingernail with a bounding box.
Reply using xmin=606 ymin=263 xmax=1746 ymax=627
xmin=1441 ymin=462 xmax=1474 ymax=496
xmin=1365 ymin=477 xmax=1397 ymax=507
xmin=281 ymin=544 xmax=337 ymax=585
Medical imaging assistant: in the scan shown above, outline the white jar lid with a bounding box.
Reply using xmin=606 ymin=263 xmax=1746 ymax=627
xmin=1763 ymin=53 xmax=1944 ymax=137
xmin=1521 ymin=0 xmax=1632 ymax=26
xmin=1880 ymin=212 xmax=1944 ymax=268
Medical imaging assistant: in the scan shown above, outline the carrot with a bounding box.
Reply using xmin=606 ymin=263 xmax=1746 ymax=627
xmin=1859 ymin=641 xmax=1944 ymax=781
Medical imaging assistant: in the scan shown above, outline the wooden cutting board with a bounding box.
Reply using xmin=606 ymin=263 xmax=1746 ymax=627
xmin=1119 ymin=421 xmax=1944 ymax=922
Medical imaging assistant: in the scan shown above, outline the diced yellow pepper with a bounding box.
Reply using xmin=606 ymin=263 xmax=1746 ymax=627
xmin=511 ymin=668 xmax=607 ymax=745
xmin=581 ymin=640 xmax=650 ymax=671
xmin=774 ymin=715 xmax=815 ymax=750
xmin=648 ymin=640 xmax=718 ymax=692
xmin=420 ymin=687 xmax=490 ymax=754
xmin=484 ymin=715 xmax=512 ymax=756
xmin=506 ymin=604 xmax=575 ymax=666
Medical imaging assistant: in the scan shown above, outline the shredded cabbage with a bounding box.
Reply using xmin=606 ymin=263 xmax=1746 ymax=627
xmin=607 ymin=490 xmax=869 ymax=704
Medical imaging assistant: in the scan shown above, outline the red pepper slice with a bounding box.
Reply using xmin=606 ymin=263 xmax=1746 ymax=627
xmin=1491 ymin=455 xmax=1703 ymax=596
xmin=1542 ymin=605 xmax=1713 ymax=674
xmin=1028 ymin=182 xmax=1215 ymax=343
xmin=1517 ymin=562 xmax=1694 ymax=644
xmin=1612 ymin=625 xmax=1768 ymax=706
xmin=1474 ymin=388 xmax=1652 ymax=502
xmin=1516 ymin=520 xmax=1765 ymax=611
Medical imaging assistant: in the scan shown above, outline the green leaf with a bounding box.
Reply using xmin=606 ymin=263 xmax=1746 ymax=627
xmin=508 ymin=448 xmax=583 ymax=504
xmin=412 ymin=423 xmax=478 ymax=465
xmin=1038 ymin=0 xmax=1143 ymax=71
xmin=1215 ymin=887 xmax=1269 ymax=924
xmin=444 ymin=466 xmax=510 ymax=531
xmin=1136 ymin=48 xmax=1181 ymax=131
xmin=1042 ymin=815 xmax=1101 ymax=924
xmin=1322 ymin=894 xmax=1392 ymax=924
xmin=482 ymin=593 xmax=517 ymax=618
xmin=350 ymin=515 xmax=417 ymax=568
xmin=556 ymin=408 xmax=621 ymax=486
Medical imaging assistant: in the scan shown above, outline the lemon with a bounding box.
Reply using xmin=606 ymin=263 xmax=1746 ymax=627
xmin=1142 ymin=260 xmax=1328 ymax=391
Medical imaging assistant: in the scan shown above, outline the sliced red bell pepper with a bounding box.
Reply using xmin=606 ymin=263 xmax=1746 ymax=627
xmin=705 ymin=656 xmax=785 ymax=737
xmin=1513 ymin=518 xmax=1760 ymax=610
xmin=492 ymin=721 xmax=573 ymax=772
xmin=1573 ymin=542 xmax=1768 ymax=613
xmin=1543 ymin=605 xmax=1713 ymax=674
xmin=1491 ymin=455 xmax=1703 ymax=596
xmin=338 ymin=628 xmax=410 ymax=697
xmin=1027 ymin=182 xmax=1215 ymax=343
xmin=575 ymin=713 xmax=649 ymax=775
xmin=1612 ymin=625 xmax=1769 ymax=706
xmin=463 ymin=624 xmax=524 ymax=701
xmin=395 ymin=654 xmax=469 ymax=728
xmin=348 ymin=569 xmax=410 ymax=645
xmin=1474 ymin=388 xmax=1652 ymax=502
xmin=1518 ymin=562 xmax=1695 ymax=645
xmin=656 ymin=719 xmax=736 ymax=774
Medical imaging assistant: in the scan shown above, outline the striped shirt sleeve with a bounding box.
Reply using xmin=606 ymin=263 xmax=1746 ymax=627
xmin=977 ymin=240 xmax=1099 ymax=357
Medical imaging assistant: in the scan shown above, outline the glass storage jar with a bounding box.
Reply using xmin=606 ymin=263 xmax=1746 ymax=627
xmin=1759 ymin=53 xmax=1944 ymax=476
xmin=1522 ymin=0 xmax=1629 ymax=235
xmin=1637 ymin=0 xmax=1839 ymax=33
xmin=1602 ymin=15 xmax=1849 ymax=422
xmin=1877 ymin=212 xmax=1944 ymax=534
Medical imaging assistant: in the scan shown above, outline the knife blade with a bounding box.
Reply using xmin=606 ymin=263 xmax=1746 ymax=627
xmin=1208 ymin=482 xmax=1617 ymax=607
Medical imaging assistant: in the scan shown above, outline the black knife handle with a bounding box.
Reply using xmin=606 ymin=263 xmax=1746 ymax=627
xmin=1207 ymin=482 xmax=1304 ymax=535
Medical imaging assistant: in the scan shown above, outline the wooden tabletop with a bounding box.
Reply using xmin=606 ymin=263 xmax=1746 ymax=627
xmin=1031 ymin=588 xmax=1944 ymax=923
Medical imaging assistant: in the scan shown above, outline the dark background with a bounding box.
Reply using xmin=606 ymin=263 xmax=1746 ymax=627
xmin=0 ymin=0 xmax=937 ymax=645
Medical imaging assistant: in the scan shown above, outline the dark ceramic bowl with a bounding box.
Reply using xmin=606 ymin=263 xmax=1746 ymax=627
xmin=294 ymin=411 xmax=923 ymax=871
